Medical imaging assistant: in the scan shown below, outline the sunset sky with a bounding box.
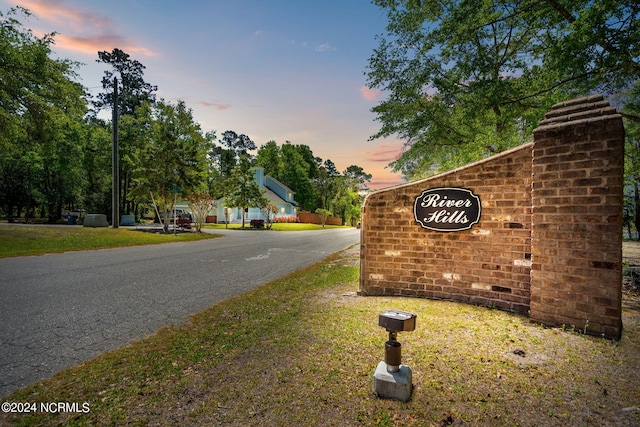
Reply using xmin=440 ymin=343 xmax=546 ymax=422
xmin=3 ymin=0 xmax=407 ymax=189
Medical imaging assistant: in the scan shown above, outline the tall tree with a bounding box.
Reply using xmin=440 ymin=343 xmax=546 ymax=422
xmin=0 ymin=6 xmax=87 ymax=220
xmin=225 ymin=154 xmax=267 ymax=228
xmin=280 ymin=143 xmax=317 ymax=211
xmin=81 ymin=117 xmax=112 ymax=215
xmin=95 ymin=48 xmax=158 ymax=215
xmin=254 ymin=140 xmax=372 ymax=217
xmin=331 ymin=176 xmax=363 ymax=227
xmin=209 ymin=130 xmax=256 ymax=199
xmin=0 ymin=152 xmax=41 ymax=221
xmin=38 ymin=109 xmax=86 ymax=220
xmin=293 ymin=144 xmax=320 ymax=181
xmin=94 ymin=48 xmax=157 ymax=116
xmin=220 ymin=130 xmax=257 ymax=159
xmin=329 ymin=165 xmax=371 ymax=226
xmin=315 ymin=159 xmax=340 ymax=211
xmin=255 ymin=140 xmax=283 ymax=178
xmin=132 ymin=100 xmax=211 ymax=232
xmin=343 ymin=165 xmax=372 ymax=185
xmin=367 ymin=0 xmax=640 ymax=179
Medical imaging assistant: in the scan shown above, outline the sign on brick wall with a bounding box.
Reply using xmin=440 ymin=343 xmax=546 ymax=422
xmin=413 ymin=187 xmax=481 ymax=231
xmin=362 ymin=95 xmax=624 ymax=338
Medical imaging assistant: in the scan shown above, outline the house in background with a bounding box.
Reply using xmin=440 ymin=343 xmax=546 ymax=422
xmin=173 ymin=167 xmax=296 ymax=224
xmin=216 ymin=167 xmax=297 ymax=224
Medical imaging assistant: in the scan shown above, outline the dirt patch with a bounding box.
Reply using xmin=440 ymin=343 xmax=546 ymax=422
xmin=502 ymin=348 xmax=550 ymax=367
xmin=623 ymin=241 xmax=640 ymax=265
xmin=623 ymin=242 xmax=640 ymax=313
xmin=326 ymin=245 xmax=360 ymax=267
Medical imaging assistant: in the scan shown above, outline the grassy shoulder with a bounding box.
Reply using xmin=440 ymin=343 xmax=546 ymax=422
xmin=0 ymin=225 xmax=218 ymax=258
xmin=2 ymin=248 xmax=639 ymax=427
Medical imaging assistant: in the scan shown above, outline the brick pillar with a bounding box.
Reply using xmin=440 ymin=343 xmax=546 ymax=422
xmin=530 ymin=95 xmax=625 ymax=338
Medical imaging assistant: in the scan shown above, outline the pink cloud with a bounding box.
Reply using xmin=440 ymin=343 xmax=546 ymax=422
xmin=368 ymin=178 xmax=405 ymax=190
xmin=199 ymin=101 xmax=234 ymax=111
xmin=359 ymin=86 xmax=382 ymax=101
xmin=16 ymin=0 xmax=155 ymax=57
xmin=53 ymin=34 xmax=154 ymax=57
xmin=16 ymin=0 xmax=111 ymax=30
xmin=366 ymin=144 xmax=403 ymax=162
xmin=199 ymin=101 xmax=263 ymax=111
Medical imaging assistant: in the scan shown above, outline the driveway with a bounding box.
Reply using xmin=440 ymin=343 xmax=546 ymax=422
xmin=0 ymin=227 xmax=360 ymax=397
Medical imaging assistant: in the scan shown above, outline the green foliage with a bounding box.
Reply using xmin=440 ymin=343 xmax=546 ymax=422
xmin=330 ymin=176 xmax=363 ymax=226
xmin=622 ymin=84 xmax=640 ymax=238
xmin=280 ymin=143 xmax=318 ymax=211
xmin=224 ymin=154 xmax=268 ymax=227
xmin=256 ymin=141 xmax=318 ymax=210
xmin=219 ymin=130 xmax=256 ymax=159
xmin=315 ymin=208 xmax=333 ymax=227
xmin=314 ymin=159 xmax=340 ymax=211
xmin=208 ymin=131 xmax=256 ymax=200
xmin=0 ymin=151 xmax=42 ymax=220
xmin=367 ymin=0 xmax=640 ymax=179
xmin=256 ymin=139 xmax=283 ymax=178
xmin=132 ymin=100 xmax=212 ymax=231
xmin=0 ymin=6 xmax=88 ymax=220
xmin=94 ymin=48 xmax=160 ymax=217
xmin=81 ymin=119 xmax=112 ymax=215
xmin=94 ymin=48 xmax=158 ymax=116
xmin=0 ymin=5 xmax=372 ymax=227
xmin=255 ymin=141 xmax=370 ymax=224
xmin=343 ymin=165 xmax=372 ymax=184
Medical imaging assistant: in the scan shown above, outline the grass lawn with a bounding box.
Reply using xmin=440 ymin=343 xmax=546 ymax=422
xmin=2 ymin=247 xmax=639 ymax=426
xmin=0 ymin=225 xmax=218 ymax=258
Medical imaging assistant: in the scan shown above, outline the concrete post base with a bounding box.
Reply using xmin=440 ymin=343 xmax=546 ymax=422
xmin=373 ymin=361 xmax=413 ymax=402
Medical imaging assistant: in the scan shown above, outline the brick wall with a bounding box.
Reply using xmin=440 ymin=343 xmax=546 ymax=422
xmin=360 ymin=143 xmax=534 ymax=314
xmin=359 ymin=95 xmax=624 ymax=338
xmin=530 ymin=96 xmax=625 ymax=338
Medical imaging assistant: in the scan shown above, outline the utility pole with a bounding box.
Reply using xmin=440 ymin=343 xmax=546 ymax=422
xmin=112 ymin=77 xmax=120 ymax=228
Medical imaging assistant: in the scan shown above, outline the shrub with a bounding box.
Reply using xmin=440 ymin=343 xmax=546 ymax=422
xmin=273 ymin=215 xmax=298 ymax=223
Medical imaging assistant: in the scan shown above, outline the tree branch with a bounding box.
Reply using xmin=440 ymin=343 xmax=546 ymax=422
xmin=541 ymin=0 xmax=575 ymax=23
xmin=621 ymin=112 xmax=640 ymax=124
xmin=542 ymin=0 xmax=640 ymax=76
xmin=500 ymin=72 xmax=592 ymax=106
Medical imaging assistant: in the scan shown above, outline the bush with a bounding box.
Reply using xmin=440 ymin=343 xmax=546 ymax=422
xmin=273 ymin=215 xmax=298 ymax=223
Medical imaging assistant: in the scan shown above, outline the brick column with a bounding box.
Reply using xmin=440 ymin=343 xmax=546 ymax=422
xmin=530 ymin=95 xmax=625 ymax=338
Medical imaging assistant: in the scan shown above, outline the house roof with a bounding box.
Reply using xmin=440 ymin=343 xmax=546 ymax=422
xmin=265 ymin=175 xmax=295 ymax=195
xmin=264 ymin=185 xmax=297 ymax=207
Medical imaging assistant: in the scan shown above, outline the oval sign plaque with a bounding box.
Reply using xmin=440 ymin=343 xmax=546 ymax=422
xmin=414 ymin=187 xmax=481 ymax=231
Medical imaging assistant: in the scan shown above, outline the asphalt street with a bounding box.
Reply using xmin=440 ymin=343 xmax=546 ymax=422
xmin=0 ymin=227 xmax=360 ymax=397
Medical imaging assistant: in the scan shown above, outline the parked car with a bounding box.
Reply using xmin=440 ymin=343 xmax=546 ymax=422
xmin=176 ymin=213 xmax=192 ymax=229
xmin=158 ymin=209 xmax=187 ymax=222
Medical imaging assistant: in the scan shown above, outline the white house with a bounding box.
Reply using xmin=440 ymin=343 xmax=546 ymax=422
xmin=216 ymin=167 xmax=297 ymax=224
